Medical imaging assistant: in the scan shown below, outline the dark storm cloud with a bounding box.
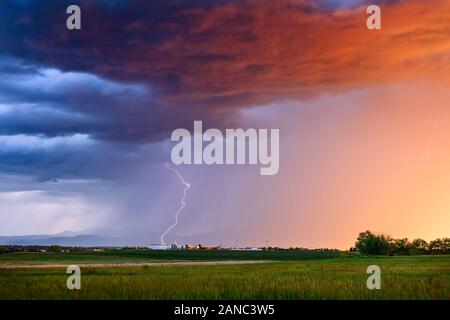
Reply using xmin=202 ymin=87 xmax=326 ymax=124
xmin=2 ymin=0 xmax=448 ymax=117
xmin=0 ymin=56 xmax=226 ymax=142
xmin=0 ymin=56 xmax=172 ymax=179
xmin=1 ymin=0 xmax=242 ymax=145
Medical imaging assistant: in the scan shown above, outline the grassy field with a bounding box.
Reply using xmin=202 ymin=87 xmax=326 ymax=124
xmin=0 ymin=251 xmax=449 ymax=299
xmin=0 ymin=248 xmax=340 ymax=265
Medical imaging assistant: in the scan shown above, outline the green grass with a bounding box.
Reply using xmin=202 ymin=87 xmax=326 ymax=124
xmin=0 ymin=254 xmax=449 ymax=300
xmin=0 ymin=251 xmax=160 ymax=265
xmin=0 ymin=249 xmax=340 ymax=265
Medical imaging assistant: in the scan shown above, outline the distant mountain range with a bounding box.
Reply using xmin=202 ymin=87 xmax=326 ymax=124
xmin=0 ymin=228 xmax=245 ymax=247
xmin=0 ymin=233 xmax=119 ymax=247
xmin=0 ymin=229 xmax=149 ymax=247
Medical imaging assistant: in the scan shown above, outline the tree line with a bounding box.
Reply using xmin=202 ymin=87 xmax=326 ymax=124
xmin=353 ymin=230 xmax=450 ymax=255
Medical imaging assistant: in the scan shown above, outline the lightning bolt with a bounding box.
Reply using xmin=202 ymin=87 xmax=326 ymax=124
xmin=160 ymin=163 xmax=191 ymax=245
xmin=400 ymin=143 xmax=431 ymax=167
xmin=399 ymin=117 xmax=449 ymax=167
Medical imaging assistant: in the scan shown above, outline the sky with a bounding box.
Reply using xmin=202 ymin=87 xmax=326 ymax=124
xmin=0 ymin=0 xmax=449 ymax=249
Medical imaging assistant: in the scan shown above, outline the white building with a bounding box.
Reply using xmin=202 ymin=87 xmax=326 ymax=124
xmin=245 ymin=247 xmax=263 ymax=251
xmin=149 ymin=244 xmax=171 ymax=250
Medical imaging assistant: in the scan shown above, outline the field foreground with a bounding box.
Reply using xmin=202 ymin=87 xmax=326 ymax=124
xmin=0 ymin=251 xmax=449 ymax=299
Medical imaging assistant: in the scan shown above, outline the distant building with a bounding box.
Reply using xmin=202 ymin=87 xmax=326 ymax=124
xmin=245 ymin=247 xmax=263 ymax=251
xmin=149 ymin=244 xmax=171 ymax=250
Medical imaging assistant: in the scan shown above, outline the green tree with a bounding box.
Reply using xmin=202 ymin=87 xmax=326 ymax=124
xmin=443 ymin=238 xmax=450 ymax=254
xmin=355 ymin=231 xmax=391 ymax=255
xmin=429 ymin=238 xmax=450 ymax=254
xmin=410 ymin=238 xmax=428 ymax=255
xmin=49 ymin=245 xmax=62 ymax=253
xmin=389 ymin=238 xmax=411 ymax=256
